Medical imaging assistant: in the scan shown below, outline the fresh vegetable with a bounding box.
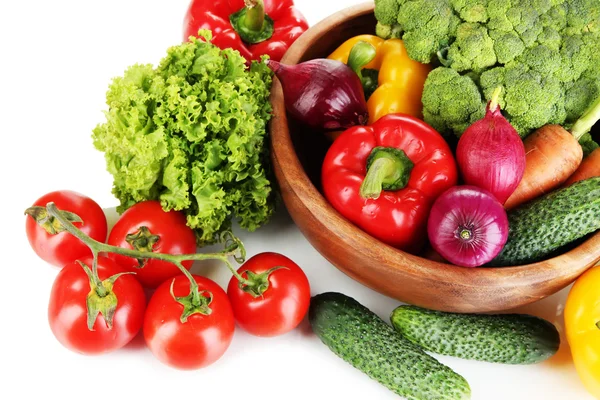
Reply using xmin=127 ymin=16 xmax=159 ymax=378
xmin=267 ymin=58 xmax=368 ymax=130
xmin=309 ymin=292 xmax=471 ymax=400
xmin=107 ymin=200 xmax=197 ymax=288
xmin=391 ymin=305 xmax=560 ymax=364
xmin=564 ymin=148 xmax=600 ymax=186
xmin=227 ymin=252 xmax=310 ymax=337
xmin=565 ymin=266 xmax=600 ymax=398
xmin=25 ymin=191 xmax=107 ymax=268
xmin=505 ymin=95 xmax=600 ymax=209
xmin=327 ymin=35 xmax=431 ymax=122
xmin=144 ymin=275 xmax=235 ymax=370
xmin=48 ymin=256 xmax=146 ymax=355
xmin=39 ymin=202 xmax=247 ymax=365
xmin=183 ymin=0 xmax=308 ymax=62
xmin=492 ymin=177 xmax=600 ymax=266
xmin=456 ymin=87 xmax=525 ymax=204
xmin=374 ymin=0 xmax=600 ymax=144
xmin=92 ymin=31 xmax=274 ymax=245
xmin=322 ymin=113 xmax=458 ymax=253
xmin=427 ymin=186 xmax=509 ymax=268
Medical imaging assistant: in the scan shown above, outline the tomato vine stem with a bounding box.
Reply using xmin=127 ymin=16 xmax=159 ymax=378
xmin=45 ymin=202 xmax=251 ymax=286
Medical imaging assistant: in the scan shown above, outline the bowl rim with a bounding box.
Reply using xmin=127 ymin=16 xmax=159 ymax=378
xmin=270 ymin=2 xmax=600 ymax=292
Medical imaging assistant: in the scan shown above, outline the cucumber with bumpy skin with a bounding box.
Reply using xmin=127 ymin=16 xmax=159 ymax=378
xmin=309 ymin=292 xmax=471 ymax=400
xmin=492 ymin=177 xmax=600 ymax=266
xmin=391 ymin=305 xmax=560 ymax=364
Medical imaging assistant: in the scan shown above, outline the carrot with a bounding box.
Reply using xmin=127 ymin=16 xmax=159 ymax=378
xmin=504 ymin=96 xmax=600 ymax=210
xmin=564 ymin=147 xmax=600 ymax=186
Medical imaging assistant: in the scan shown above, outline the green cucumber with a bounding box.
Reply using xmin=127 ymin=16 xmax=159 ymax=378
xmin=391 ymin=305 xmax=560 ymax=364
xmin=492 ymin=177 xmax=600 ymax=266
xmin=309 ymin=292 xmax=471 ymax=400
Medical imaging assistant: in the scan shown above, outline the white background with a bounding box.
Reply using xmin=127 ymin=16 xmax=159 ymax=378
xmin=0 ymin=0 xmax=595 ymax=399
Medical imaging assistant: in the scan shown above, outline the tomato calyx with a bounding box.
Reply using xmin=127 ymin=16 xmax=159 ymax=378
xmin=238 ymin=266 xmax=288 ymax=298
xmin=170 ymin=279 xmax=213 ymax=322
xmin=78 ymin=260 xmax=134 ymax=330
xmin=126 ymin=226 xmax=160 ymax=267
xmin=25 ymin=206 xmax=83 ymax=235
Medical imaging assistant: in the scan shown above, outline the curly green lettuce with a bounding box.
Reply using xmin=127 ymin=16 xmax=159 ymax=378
xmin=93 ymin=31 xmax=274 ymax=245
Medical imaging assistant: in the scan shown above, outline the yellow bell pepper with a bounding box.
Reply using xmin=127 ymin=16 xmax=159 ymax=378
xmin=328 ymin=34 xmax=432 ymax=124
xmin=565 ymin=265 xmax=600 ymax=399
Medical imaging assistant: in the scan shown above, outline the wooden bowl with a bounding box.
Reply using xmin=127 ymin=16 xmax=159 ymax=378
xmin=269 ymin=2 xmax=600 ymax=313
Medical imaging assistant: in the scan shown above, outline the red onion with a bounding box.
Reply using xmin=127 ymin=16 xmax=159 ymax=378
xmin=266 ymin=59 xmax=368 ymax=130
xmin=427 ymin=186 xmax=509 ymax=268
xmin=456 ymin=87 xmax=526 ymax=204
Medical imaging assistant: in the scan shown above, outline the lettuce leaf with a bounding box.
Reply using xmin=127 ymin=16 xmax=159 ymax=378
xmin=93 ymin=31 xmax=274 ymax=245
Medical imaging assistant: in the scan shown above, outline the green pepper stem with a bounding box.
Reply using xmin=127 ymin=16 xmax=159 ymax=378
xmin=360 ymin=158 xmax=396 ymax=199
xmin=571 ymin=94 xmax=600 ymax=141
xmin=45 ymin=202 xmax=250 ymax=286
xmin=348 ymin=41 xmax=376 ymax=80
xmin=230 ymin=0 xmax=274 ymax=44
xmin=359 ymin=147 xmax=415 ymax=200
xmin=348 ymin=41 xmax=378 ymax=99
xmin=244 ymin=0 xmax=264 ymax=32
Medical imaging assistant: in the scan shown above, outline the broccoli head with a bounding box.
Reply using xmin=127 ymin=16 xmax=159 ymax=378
xmin=422 ymin=67 xmax=485 ymax=136
xmin=396 ymin=0 xmax=461 ymax=63
xmin=374 ymin=0 xmax=401 ymax=26
xmin=445 ymin=23 xmax=497 ymax=72
xmin=375 ymin=0 xmax=600 ymax=138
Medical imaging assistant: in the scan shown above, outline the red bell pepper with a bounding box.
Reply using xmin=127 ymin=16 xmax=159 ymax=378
xmin=183 ymin=0 xmax=308 ymax=63
xmin=322 ymin=114 xmax=458 ymax=253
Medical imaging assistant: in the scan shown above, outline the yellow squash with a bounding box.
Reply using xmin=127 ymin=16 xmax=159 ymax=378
xmin=328 ymin=34 xmax=431 ymax=124
xmin=565 ymin=265 xmax=600 ymax=399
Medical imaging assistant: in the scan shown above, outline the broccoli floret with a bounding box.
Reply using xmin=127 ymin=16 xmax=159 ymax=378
xmin=565 ymin=77 xmax=600 ymax=121
xmin=518 ymin=44 xmax=561 ymax=75
xmin=540 ymin=3 xmax=567 ymax=31
xmin=536 ymin=27 xmax=562 ymax=50
xmin=374 ymin=0 xmax=600 ymax=138
xmin=375 ymin=22 xmax=403 ymax=39
xmin=450 ymin=0 xmax=489 ymax=23
xmin=492 ymin=31 xmax=526 ymax=63
xmin=374 ymin=0 xmax=401 ymax=26
xmin=579 ymin=132 xmax=599 ymax=156
xmin=565 ymin=0 xmax=600 ymax=34
xmin=422 ymin=67 xmax=485 ymax=136
xmin=396 ymin=0 xmax=460 ymax=63
xmin=446 ymin=23 xmax=497 ymax=72
xmin=507 ymin=2 xmax=545 ymax=46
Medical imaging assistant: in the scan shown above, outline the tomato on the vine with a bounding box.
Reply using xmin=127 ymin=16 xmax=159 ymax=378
xmin=48 ymin=256 xmax=146 ymax=355
xmin=107 ymin=200 xmax=197 ymax=288
xmin=143 ymin=275 xmax=235 ymax=370
xmin=25 ymin=191 xmax=107 ymax=268
xmin=227 ymin=252 xmax=310 ymax=337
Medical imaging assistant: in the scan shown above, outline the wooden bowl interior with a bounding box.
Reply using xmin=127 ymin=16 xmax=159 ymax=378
xmin=271 ymin=3 xmax=600 ymax=312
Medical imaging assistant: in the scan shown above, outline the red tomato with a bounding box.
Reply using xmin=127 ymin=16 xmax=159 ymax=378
xmin=48 ymin=256 xmax=146 ymax=355
xmin=107 ymin=201 xmax=197 ymax=288
xmin=26 ymin=191 xmax=107 ymax=268
xmin=143 ymin=275 xmax=235 ymax=370
xmin=227 ymin=252 xmax=310 ymax=337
